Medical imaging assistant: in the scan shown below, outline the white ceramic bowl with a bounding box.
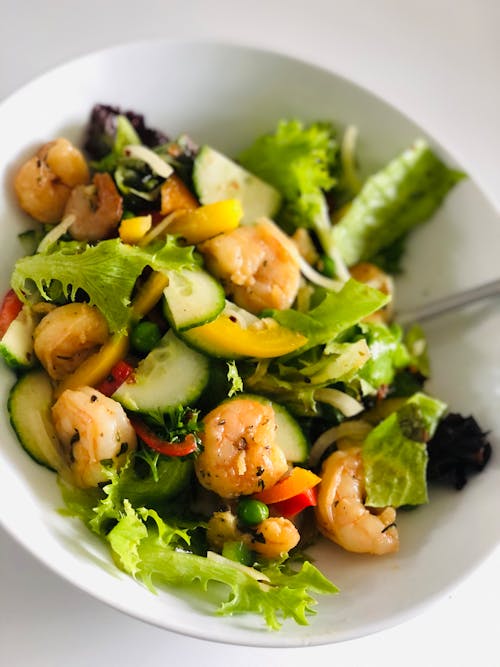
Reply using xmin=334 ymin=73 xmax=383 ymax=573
xmin=0 ymin=40 xmax=499 ymax=647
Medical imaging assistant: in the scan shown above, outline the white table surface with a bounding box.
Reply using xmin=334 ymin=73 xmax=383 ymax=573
xmin=1 ymin=1 xmax=499 ymax=665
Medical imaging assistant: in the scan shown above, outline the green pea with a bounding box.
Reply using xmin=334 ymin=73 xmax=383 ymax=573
xmin=237 ymin=498 xmax=269 ymax=526
xmin=131 ymin=320 xmax=162 ymax=354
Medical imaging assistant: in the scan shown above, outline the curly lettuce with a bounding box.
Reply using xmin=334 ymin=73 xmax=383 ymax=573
xmin=239 ymin=120 xmax=340 ymax=261
xmin=60 ymin=464 xmax=338 ymax=630
xmin=11 ymin=237 xmax=198 ymax=333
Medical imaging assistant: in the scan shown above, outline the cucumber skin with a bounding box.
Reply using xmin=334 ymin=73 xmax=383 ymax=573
xmin=162 ymin=267 xmax=225 ymax=332
xmin=8 ymin=370 xmax=62 ymax=472
xmin=0 ymin=306 xmax=38 ymax=371
xmin=113 ymin=330 xmax=210 ymax=414
xmin=223 ymin=392 xmax=309 ymax=463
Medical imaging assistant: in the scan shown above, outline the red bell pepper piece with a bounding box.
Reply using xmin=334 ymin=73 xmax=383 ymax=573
xmin=270 ymin=486 xmax=318 ymax=518
xmin=129 ymin=415 xmax=198 ymax=457
xmin=0 ymin=289 xmax=23 ymax=338
xmin=96 ymin=360 xmax=134 ymax=396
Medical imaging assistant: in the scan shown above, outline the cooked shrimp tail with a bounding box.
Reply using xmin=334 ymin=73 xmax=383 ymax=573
xmin=315 ymin=447 xmax=399 ymax=555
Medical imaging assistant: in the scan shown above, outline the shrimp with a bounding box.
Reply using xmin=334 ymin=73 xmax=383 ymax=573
xmin=206 ymin=511 xmax=299 ymax=559
xmin=249 ymin=517 xmax=300 ymax=559
xmin=33 ymin=303 xmax=109 ymax=380
xmin=315 ymin=447 xmax=399 ymax=555
xmin=198 ymin=220 xmax=300 ymax=314
xmin=52 ymin=386 xmax=137 ymax=488
xmin=14 ymin=138 xmax=90 ymax=223
xmin=195 ymin=397 xmax=288 ymax=498
xmin=349 ymin=262 xmax=394 ymax=323
xmin=64 ymin=172 xmax=123 ymax=241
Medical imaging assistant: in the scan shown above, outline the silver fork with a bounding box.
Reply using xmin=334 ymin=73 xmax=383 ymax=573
xmin=396 ymin=278 xmax=500 ymax=326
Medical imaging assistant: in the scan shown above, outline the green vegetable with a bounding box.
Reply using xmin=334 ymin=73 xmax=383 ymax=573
xmin=61 ymin=472 xmax=338 ymax=630
xmin=356 ymin=322 xmax=410 ymax=389
xmin=115 ymin=452 xmax=193 ymax=510
xmin=92 ymin=115 xmax=141 ymax=173
xmin=331 ymin=139 xmax=465 ymax=266
xmin=239 ymin=120 xmax=339 ymax=261
xmin=226 ymin=360 xmax=243 ymax=398
xmin=11 ymin=237 xmax=198 ymax=334
xmin=222 ymin=541 xmax=253 ymax=566
xmin=269 ymin=278 xmax=390 ymax=352
xmin=362 ymin=392 xmax=447 ymax=507
xmin=237 ymin=498 xmax=269 ymax=526
xmin=131 ymin=321 xmax=162 ymax=354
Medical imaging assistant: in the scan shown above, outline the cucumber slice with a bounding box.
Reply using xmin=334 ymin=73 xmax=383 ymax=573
xmin=163 ymin=266 xmax=225 ymax=331
xmin=113 ymin=329 xmax=209 ymax=413
xmin=8 ymin=370 xmax=64 ymax=472
xmin=0 ymin=305 xmax=38 ymax=371
xmin=193 ymin=146 xmax=282 ymax=224
xmin=228 ymin=393 xmax=309 ymax=463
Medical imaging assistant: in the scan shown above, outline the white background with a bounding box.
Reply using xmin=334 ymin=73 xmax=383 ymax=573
xmin=1 ymin=1 xmax=499 ymax=665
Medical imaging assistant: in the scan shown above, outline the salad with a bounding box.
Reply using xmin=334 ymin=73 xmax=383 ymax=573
xmin=2 ymin=105 xmax=492 ymax=630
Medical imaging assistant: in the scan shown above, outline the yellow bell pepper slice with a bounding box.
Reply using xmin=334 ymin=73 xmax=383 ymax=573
xmin=166 ymin=199 xmax=242 ymax=244
xmin=56 ymin=273 xmax=169 ymax=395
xmin=131 ymin=271 xmax=169 ymax=321
xmin=182 ymin=313 xmax=307 ymax=359
xmin=55 ymin=333 xmax=129 ymax=396
xmin=119 ymin=215 xmax=152 ymax=244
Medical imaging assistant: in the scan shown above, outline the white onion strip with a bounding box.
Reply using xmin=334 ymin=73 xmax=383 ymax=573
xmin=37 ymin=214 xmax=75 ymax=253
xmin=124 ymin=144 xmax=174 ymax=179
xmin=138 ymin=210 xmax=184 ymax=247
xmin=257 ymin=218 xmax=344 ymax=291
xmin=309 ymin=420 xmax=372 ymax=467
xmin=340 ymin=124 xmax=362 ymax=195
xmin=314 ymin=387 xmax=364 ymax=417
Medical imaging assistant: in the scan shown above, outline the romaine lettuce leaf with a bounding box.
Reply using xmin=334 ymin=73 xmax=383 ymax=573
xmin=356 ymin=322 xmax=410 ymax=389
xmin=362 ymin=392 xmax=447 ymax=507
xmin=270 ymin=278 xmax=390 ymax=351
xmin=332 ymin=139 xmax=465 ymax=266
xmin=11 ymin=237 xmax=198 ymax=333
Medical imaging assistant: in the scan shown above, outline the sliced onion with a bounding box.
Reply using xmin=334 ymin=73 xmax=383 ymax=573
xmin=309 ymin=420 xmax=372 ymax=467
xmin=138 ymin=210 xmax=184 ymax=247
xmin=37 ymin=214 xmax=75 ymax=253
xmin=314 ymin=387 xmax=364 ymax=417
xmin=124 ymin=144 xmax=174 ymax=179
xmin=340 ymin=124 xmax=362 ymax=195
xmin=258 ymin=218 xmax=344 ymax=290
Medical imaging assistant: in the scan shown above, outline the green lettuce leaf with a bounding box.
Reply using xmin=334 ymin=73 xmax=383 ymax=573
xmin=362 ymin=392 xmax=447 ymax=507
xmin=60 ymin=457 xmax=338 ymax=629
xmin=332 ymin=139 xmax=465 ymax=266
xmin=11 ymin=237 xmax=198 ymax=333
xmin=92 ymin=115 xmax=142 ymax=172
xmin=404 ymin=324 xmax=430 ymax=377
xmin=269 ymin=278 xmax=390 ymax=351
xmin=356 ymin=322 xmax=410 ymax=389
xmin=239 ymin=120 xmax=339 ymax=259
xmin=116 ymin=505 xmax=338 ymax=629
